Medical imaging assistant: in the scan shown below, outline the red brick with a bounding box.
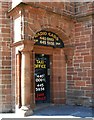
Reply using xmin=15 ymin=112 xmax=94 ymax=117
xmin=73 ymin=77 xmax=81 ymax=81
xmin=1 ymin=28 xmax=10 ymax=33
xmin=84 ymin=55 xmax=92 ymax=62
xmin=2 ymin=88 xmax=11 ymax=94
xmin=80 ymin=63 xmax=91 ymax=68
xmin=76 ymin=81 xmax=86 ymax=86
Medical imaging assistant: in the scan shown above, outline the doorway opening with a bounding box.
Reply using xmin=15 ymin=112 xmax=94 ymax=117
xmin=35 ymin=54 xmax=50 ymax=104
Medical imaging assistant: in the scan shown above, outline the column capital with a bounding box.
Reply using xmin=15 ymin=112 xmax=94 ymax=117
xmin=20 ymin=40 xmax=35 ymax=52
xmin=11 ymin=40 xmax=35 ymax=52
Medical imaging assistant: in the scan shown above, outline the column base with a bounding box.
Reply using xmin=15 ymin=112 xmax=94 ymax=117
xmin=24 ymin=109 xmax=33 ymax=117
xmin=16 ymin=106 xmax=33 ymax=117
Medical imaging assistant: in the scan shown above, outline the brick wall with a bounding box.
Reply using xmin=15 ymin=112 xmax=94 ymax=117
xmin=93 ymin=14 xmax=94 ymax=106
xmin=75 ymin=2 xmax=94 ymax=17
xmin=66 ymin=18 xmax=93 ymax=106
xmin=0 ymin=2 xmax=12 ymax=112
xmin=66 ymin=2 xmax=94 ymax=106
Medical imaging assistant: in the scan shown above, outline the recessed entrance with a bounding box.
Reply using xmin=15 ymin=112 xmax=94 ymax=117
xmin=35 ymin=54 xmax=50 ymax=104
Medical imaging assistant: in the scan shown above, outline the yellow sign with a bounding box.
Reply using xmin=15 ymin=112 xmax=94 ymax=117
xmin=35 ymin=60 xmax=46 ymax=69
xmin=34 ymin=30 xmax=64 ymax=48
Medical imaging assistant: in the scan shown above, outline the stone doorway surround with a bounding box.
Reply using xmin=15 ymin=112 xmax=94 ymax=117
xmin=12 ymin=38 xmax=67 ymax=116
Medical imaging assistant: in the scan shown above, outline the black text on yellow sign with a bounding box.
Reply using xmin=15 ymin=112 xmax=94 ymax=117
xmin=35 ymin=60 xmax=46 ymax=69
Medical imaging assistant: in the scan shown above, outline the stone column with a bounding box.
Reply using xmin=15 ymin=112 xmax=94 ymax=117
xmin=18 ymin=40 xmax=34 ymax=115
xmin=21 ymin=51 xmax=31 ymax=108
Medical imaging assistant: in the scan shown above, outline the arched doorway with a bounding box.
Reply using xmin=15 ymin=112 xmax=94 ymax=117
xmin=33 ymin=30 xmax=65 ymax=104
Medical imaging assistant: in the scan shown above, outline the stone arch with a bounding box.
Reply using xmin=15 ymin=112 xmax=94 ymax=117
xmin=25 ymin=6 xmax=73 ymax=47
xmin=32 ymin=26 xmax=70 ymax=45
